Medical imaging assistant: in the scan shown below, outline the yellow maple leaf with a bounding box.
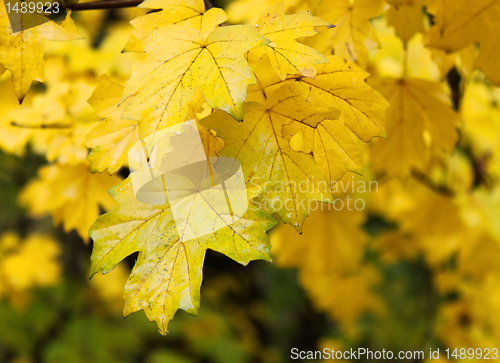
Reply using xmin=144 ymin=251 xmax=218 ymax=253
xmin=247 ymin=3 xmax=330 ymax=80
xmin=201 ymin=83 xmax=334 ymax=231
xmin=368 ymin=23 xmax=461 ymax=178
xmin=256 ymin=55 xmax=388 ymax=143
xmin=283 ymin=116 xmax=363 ymax=182
xmin=0 ymin=2 xmax=81 ymax=102
xmin=87 ymin=77 xmax=221 ymax=174
xmin=121 ymin=23 xmax=270 ymax=138
xmin=311 ymin=0 xmax=386 ymax=68
xmin=124 ymin=0 xmax=227 ymax=52
xmin=426 ymin=0 xmax=500 ymax=85
xmin=89 ymin=177 xmax=275 ymax=334
xmin=369 ymin=77 xmax=460 ymax=178
xmin=20 ymin=162 xmax=122 ymax=241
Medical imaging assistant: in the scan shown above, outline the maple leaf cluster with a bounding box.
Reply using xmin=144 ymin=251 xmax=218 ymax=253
xmin=1 ymin=0 xmax=500 ymax=349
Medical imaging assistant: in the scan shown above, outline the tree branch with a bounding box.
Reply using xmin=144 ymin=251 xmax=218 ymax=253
xmin=66 ymin=0 xmax=143 ymax=11
xmin=65 ymin=0 xmax=213 ymax=11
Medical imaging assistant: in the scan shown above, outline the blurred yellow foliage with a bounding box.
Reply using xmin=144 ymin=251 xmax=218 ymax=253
xmin=426 ymin=0 xmax=500 ymax=86
xmin=2 ymin=0 xmax=500 ymax=356
xmin=271 ymin=206 xmax=383 ymax=328
xmin=20 ymin=162 xmax=121 ymax=241
xmin=89 ymin=263 xmax=129 ymax=312
xmin=0 ymin=233 xmax=61 ymax=307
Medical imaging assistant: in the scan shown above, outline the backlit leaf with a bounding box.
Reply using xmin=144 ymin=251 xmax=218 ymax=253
xmin=89 ymin=177 xmax=275 ymax=334
xmin=201 ymin=83 xmax=334 ymax=231
xmin=247 ymin=3 xmax=330 ymax=80
xmin=121 ymin=24 xmax=270 ymax=138
xmin=256 ymin=55 xmax=389 ymax=142
xmin=124 ymin=0 xmax=227 ymax=52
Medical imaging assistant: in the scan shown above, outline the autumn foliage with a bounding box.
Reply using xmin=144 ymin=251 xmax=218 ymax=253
xmin=1 ymin=0 xmax=500 ymax=361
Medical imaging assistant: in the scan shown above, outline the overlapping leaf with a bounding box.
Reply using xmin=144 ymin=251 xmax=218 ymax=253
xmin=282 ymin=117 xmax=363 ymax=183
xmin=255 ymin=55 xmax=389 ymax=143
xmin=87 ymin=76 xmax=223 ymax=174
xmin=121 ymin=23 xmax=270 ymax=138
xmin=201 ymin=83 xmax=334 ymax=231
xmin=124 ymin=0 xmax=227 ymax=52
xmin=247 ymin=3 xmax=330 ymax=80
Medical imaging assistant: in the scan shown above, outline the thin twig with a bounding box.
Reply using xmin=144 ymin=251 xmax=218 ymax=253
xmin=65 ymin=0 xmax=213 ymax=11
xmin=10 ymin=121 xmax=72 ymax=129
xmin=66 ymin=0 xmax=143 ymax=11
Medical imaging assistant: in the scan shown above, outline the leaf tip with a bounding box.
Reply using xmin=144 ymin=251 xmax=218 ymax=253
xmin=88 ymin=267 xmax=98 ymax=280
xmin=158 ymin=328 xmax=169 ymax=336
